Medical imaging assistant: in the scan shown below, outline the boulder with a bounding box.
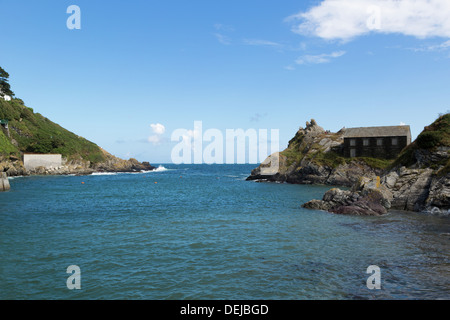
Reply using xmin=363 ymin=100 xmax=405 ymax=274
xmin=302 ymin=177 xmax=392 ymax=216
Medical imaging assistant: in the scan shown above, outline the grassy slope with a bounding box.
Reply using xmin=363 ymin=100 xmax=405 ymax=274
xmin=0 ymin=98 xmax=106 ymax=163
xmin=393 ymin=113 xmax=450 ymax=176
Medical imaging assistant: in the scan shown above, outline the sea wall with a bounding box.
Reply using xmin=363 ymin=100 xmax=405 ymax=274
xmin=23 ymin=154 xmax=62 ymax=171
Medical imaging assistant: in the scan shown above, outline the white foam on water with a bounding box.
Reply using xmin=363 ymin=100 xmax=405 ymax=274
xmin=91 ymin=172 xmax=119 ymax=176
xmin=151 ymin=165 xmax=171 ymax=173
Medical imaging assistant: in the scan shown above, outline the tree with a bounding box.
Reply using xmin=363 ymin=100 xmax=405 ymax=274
xmin=0 ymin=66 xmax=14 ymax=98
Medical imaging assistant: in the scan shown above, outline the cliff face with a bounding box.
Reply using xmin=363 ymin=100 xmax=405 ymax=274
xmin=247 ymin=119 xmax=388 ymax=187
xmin=381 ymin=114 xmax=450 ymax=213
xmin=0 ymin=98 xmax=155 ymax=177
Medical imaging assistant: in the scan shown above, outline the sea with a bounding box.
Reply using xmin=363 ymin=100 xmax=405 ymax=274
xmin=0 ymin=164 xmax=449 ymax=300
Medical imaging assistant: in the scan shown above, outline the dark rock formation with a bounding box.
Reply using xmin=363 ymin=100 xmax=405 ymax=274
xmin=302 ymin=177 xmax=393 ymax=216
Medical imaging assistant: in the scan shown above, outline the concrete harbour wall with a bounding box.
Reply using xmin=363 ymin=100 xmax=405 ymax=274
xmin=23 ymin=154 xmax=62 ymax=171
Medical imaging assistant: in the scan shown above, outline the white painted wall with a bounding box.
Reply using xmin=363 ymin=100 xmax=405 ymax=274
xmin=23 ymin=154 xmax=62 ymax=171
xmin=0 ymin=88 xmax=11 ymax=101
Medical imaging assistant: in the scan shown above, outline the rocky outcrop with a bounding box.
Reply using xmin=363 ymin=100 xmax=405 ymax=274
xmin=382 ymin=167 xmax=434 ymax=212
xmin=0 ymin=154 xmax=27 ymax=176
xmin=247 ymin=119 xmax=384 ymax=187
xmin=92 ymin=148 xmax=155 ymax=173
xmin=302 ymin=177 xmax=393 ymax=216
xmin=381 ymin=153 xmax=449 ymax=213
xmin=426 ymin=173 xmax=450 ymax=211
xmin=1 ymin=172 xmax=10 ymax=191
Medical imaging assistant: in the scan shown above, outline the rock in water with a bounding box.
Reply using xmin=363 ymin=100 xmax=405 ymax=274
xmin=302 ymin=177 xmax=393 ymax=216
xmin=1 ymin=172 xmax=10 ymax=191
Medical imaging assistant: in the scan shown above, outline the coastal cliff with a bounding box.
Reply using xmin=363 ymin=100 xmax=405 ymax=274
xmin=247 ymin=119 xmax=388 ymax=187
xmin=301 ymin=114 xmax=450 ymax=215
xmin=381 ymin=113 xmax=449 ymax=213
xmin=0 ymin=93 xmax=155 ymax=178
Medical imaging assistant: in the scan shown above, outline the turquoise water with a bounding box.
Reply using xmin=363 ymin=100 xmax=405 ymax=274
xmin=1 ymin=164 xmax=449 ymax=300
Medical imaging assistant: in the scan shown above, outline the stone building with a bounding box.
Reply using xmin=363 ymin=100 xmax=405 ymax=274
xmin=343 ymin=125 xmax=412 ymax=159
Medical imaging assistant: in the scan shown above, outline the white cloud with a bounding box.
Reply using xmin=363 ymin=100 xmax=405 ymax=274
xmin=151 ymin=123 xmax=166 ymax=135
xmin=287 ymin=0 xmax=450 ymax=41
xmin=243 ymin=39 xmax=281 ymax=47
xmin=296 ymin=51 xmax=346 ymax=64
xmin=148 ymin=123 xmax=166 ymax=145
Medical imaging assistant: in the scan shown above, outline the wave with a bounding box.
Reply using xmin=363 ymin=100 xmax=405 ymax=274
xmin=152 ymin=165 xmax=169 ymax=172
xmin=91 ymin=172 xmax=119 ymax=176
xmin=7 ymin=176 xmax=25 ymax=180
xmin=91 ymin=166 xmax=170 ymax=176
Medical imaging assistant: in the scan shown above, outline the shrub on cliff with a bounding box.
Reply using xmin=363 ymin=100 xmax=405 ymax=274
xmin=393 ymin=113 xmax=450 ymax=169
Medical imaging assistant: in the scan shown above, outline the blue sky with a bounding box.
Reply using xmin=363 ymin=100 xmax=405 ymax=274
xmin=1 ymin=0 xmax=449 ymax=163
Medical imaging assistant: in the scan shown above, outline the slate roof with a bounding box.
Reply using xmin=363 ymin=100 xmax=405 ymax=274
xmin=343 ymin=125 xmax=411 ymax=138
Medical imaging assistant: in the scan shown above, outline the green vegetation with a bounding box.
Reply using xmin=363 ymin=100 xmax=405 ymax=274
xmin=437 ymin=158 xmax=450 ymax=176
xmin=393 ymin=113 xmax=450 ymax=170
xmin=357 ymin=157 xmax=393 ymax=170
xmin=0 ymin=66 xmax=14 ymax=98
xmin=0 ymin=98 xmax=106 ymax=163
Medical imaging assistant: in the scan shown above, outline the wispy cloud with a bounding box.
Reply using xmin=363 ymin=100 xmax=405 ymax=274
xmin=243 ymin=39 xmax=282 ymax=47
xmin=214 ymin=23 xmax=235 ymax=32
xmin=287 ymin=0 xmax=450 ymax=41
xmin=296 ymin=51 xmax=346 ymax=65
xmin=410 ymin=40 xmax=450 ymax=52
xmin=213 ymin=33 xmax=232 ymax=45
xmin=250 ymin=112 xmax=268 ymax=122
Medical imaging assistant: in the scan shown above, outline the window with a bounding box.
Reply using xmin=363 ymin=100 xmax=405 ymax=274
xmin=350 ymin=149 xmax=356 ymax=157
xmin=377 ymin=138 xmax=383 ymax=146
xmin=350 ymin=139 xmax=356 ymax=146
xmin=392 ymin=138 xmax=398 ymax=146
xmin=363 ymin=139 xmax=370 ymax=146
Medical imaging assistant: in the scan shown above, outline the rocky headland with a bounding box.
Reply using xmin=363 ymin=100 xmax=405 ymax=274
xmin=247 ymin=119 xmax=387 ymax=187
xmin=249 ymin=115 xmax=450 ymax=216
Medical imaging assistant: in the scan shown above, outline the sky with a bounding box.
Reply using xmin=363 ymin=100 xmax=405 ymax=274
xmin=0 ymin=0 xmax=449 ymax=163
